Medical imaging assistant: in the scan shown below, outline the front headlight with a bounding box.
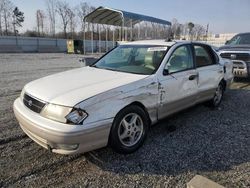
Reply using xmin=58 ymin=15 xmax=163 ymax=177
xmin=40 ymin=103 xmax=88 ymax=125
xmin=41 ymin=104 xmax=72 ymax=123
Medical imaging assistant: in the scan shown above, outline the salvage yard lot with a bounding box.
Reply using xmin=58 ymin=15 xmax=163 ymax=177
xmin=0 ymin=53 xmax=250 ymax=187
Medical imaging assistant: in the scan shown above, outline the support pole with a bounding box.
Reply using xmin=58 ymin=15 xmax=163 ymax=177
xmin=91 ymin=23 xmax=93 ymax=54
xmin=83 ymin=19 xmax=86 ymax=54
xmin=119 ymin=26 xmax=121 ymax=41
xmin=151 ymin=22 xmax=153 ymax=39
xmin=112 ymin=28 xmax=115 ymax=47
xmin=105 ymin=25 xmax=108 ymax=52
xmin=122 ymin=19 xmax=124 ymax=41
xmin=99 ymin=24 xmax=101 ymax=53
xmin=125 ymin=28 xmax=127 ymax=41
xmin=138 ymin=24 xmax=140 ymax=40
xmin=130 ymin=19 xmax=133 ymax=41
xmin=152 ymin=22 xmax=155 ymax=39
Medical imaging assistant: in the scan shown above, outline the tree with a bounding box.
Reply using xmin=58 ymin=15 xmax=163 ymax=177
xmin=77 ymin=2 xmax=95 ymax=35
xmin=0 ymin=0 xmax=3 ymax=35
xmin=36 ymin=9 xmax=46 ymax=36
xmin=23 ymin=30 xmax=39 ymax=37
xmin=1 ymin=0 xmax=14 ymax=35
xmin=188 ymin=22 xmax=195 ymax=40
xmin=12 ymin=7 xmax=24 ymax=35
xmin=171 ymin=18 xmax=183 ymax=39
xmin=46 ymin=0 xmax=56 ymax=36
xmin=56 ymin=0 xmax=71 ymax=38
xmin=171 ymin=18 xmax=178 ymax=38
xmin=193 ymin=24 xmax=205 ymax=40
xmin=77 ymin=2 xmax=89 ymax=32
xmin=68 ymin=7 xmax=76 ymax=39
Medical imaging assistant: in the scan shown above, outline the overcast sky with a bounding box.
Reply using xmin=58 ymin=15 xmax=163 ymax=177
xmin=13 ymin=0 xmax=250 ymax=34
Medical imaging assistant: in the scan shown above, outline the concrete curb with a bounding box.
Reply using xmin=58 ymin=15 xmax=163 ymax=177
xmin=187 ymin=175 xmax=225 ymax=188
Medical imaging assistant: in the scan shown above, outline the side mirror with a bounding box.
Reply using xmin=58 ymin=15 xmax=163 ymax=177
xmin=225 ymin=40 xmax=229 ymax=45
xmin=79 ymin=57 xmax=98 ymax=66
xmin=163 ymin=69 xmax=169 ymax=76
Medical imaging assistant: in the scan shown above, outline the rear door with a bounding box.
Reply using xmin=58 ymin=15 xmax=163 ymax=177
xmin=193 ymin=44 xmax=224 ymax=102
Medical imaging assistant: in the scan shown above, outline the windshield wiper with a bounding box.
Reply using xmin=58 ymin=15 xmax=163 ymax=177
xmin=102 ymin=67 xmax=118 ymax=72
xmin=91 ymin=65 xmax=116 ymax=71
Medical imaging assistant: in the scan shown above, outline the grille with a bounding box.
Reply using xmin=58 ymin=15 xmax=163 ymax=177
xmin=23 ymin=93 xmax=46 ymax=113
xmin=232 ymin=61 xmax=246 ymax=69
xmin=220 ymin=53 xmax=250 ymax=61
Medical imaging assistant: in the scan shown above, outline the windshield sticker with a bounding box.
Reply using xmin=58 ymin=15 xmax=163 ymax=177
xmin=147 ymin=47 xmax=168 ymax=52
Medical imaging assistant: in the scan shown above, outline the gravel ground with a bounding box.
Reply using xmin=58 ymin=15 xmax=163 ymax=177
xmin=0 ymin=53 xmax=250 ymax=188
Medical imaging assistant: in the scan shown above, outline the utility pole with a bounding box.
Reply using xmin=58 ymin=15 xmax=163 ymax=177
xmin=205 ymin=23 xmax=209 ymax=41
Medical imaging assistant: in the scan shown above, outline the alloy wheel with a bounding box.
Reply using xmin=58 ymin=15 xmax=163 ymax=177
xmin=118 ymin=113 xmax=144 ymax=147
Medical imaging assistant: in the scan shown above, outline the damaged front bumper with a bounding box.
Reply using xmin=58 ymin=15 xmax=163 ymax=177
xmin=13 ymin=98 xmax=112 ymax=155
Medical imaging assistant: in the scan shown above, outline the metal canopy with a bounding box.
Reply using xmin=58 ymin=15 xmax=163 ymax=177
xmin=84 ymin=6 xmax=171 ymax=27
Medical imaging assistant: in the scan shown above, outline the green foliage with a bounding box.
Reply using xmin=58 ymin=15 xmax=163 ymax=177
xmin=13 ymin=6 xmax=24 ymax=32
xmin=188 ymin=22 xmax=194 ymax=31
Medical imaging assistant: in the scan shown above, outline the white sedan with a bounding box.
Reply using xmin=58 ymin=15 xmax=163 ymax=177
xmin=13 ymin=40 xmax=231 ymax=154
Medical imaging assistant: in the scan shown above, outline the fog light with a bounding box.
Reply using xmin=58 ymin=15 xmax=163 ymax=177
xmin=59 ymin=144 xmax=79 ymax=150
xmin=50 ymin=143 xmax=79 ymax=151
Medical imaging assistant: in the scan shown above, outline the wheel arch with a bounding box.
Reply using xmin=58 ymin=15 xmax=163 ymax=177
xmin=129 ymin=101 xmax=152 ymax=125
xmin=114 ymin=101 xmax=152 ymax=126
xmin=220 ymin=78 xmax=227 ymax=91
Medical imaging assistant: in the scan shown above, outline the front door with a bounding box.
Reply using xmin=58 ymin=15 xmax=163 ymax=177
xmin=157 ymin=44 xmax=198 ymax=119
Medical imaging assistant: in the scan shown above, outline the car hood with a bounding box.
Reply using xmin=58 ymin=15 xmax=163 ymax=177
xmin=24 ymin=67 xmax=148 ymax=106
xmin=219 ymin=44 xmax=250 ymax=51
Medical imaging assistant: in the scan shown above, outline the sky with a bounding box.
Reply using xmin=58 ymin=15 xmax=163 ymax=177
xmin=13 ymin=0 xmax=250 ymax=34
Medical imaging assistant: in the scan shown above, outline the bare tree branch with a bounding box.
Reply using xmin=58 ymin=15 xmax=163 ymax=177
xmin=1 ymin=0 xmax=14 ymax=35
xmin=46 ymin=0 xmax=56 ymax=36
xmin=56 ymin=0 xmax=71 ymax=38
xmin=36 ymin=9 xmax=46 ymax=36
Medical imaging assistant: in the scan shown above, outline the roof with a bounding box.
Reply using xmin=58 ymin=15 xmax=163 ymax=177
xmin=84 ymin=6 xmax=171 ymax=27
xmin=119 ymin=40 xmax=212 ymax=47
xmin=235 ymin=32 xmax=250 ymax=35
xmin=122 ymin=40 xmax=176 ymax=46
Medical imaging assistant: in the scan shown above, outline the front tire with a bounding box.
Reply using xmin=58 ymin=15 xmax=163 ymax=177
xmin=109 ymin=105 xmax=149 ymax=154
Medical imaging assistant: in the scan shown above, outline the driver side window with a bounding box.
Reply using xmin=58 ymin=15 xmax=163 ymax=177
xmin=165 ymin=45 xmax=193 ymax=74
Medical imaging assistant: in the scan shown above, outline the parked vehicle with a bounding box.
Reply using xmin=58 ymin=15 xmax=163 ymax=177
xmin=218 ymin=32 xmax=250 ymax=78
xmin=212 ymin=46 xmax=234 ymax=85
xmin=14 ymin=40 xmax=231 ymax=155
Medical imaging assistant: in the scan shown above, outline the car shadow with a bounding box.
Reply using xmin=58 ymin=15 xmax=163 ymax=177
xmin=84 ymin=90 xmax=250 ymax=176
xmin=234 ymin=77 xmax=250 ymax=83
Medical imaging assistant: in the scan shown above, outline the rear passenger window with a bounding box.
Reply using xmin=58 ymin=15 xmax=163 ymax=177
xmin=194 ymin=45 xmax=214 ymax=67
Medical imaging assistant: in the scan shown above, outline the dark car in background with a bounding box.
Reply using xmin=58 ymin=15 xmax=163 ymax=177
xmin=218 ymin=32 xmax=250 ymax=78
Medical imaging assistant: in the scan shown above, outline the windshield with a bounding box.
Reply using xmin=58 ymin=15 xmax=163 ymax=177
xmin=92 ymin=45 xmax=168 ymax=75
xmin=227 ymin=34 xmax=250 ymax=45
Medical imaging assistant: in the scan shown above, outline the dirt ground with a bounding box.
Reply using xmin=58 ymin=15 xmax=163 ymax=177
xmin=0 ymin=53 xmax=250 ymax=188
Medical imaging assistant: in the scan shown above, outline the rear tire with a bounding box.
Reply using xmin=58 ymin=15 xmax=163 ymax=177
xmin=109 ymin=105 xmax=149 ymax=154
xmin=207 ymin=82 xmax=224 ymax=108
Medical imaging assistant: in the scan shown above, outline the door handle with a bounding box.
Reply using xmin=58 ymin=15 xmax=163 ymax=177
xmin=189 ymin=74 xmax=197 ymax=80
